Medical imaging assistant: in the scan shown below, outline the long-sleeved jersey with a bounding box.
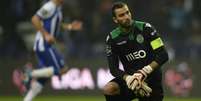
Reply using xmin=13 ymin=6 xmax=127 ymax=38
xmin=106 ymin=20 xmax=169 ymax=86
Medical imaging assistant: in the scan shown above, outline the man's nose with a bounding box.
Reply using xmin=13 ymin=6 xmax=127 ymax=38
xmin=124 ymin=14 xmax=130 ymax=19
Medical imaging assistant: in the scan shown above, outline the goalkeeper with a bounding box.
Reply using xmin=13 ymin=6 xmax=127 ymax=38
xmin=103 ymin=2 xmax=169 ymax=101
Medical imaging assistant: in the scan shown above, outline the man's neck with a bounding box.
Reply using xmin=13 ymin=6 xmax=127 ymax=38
xmin=119 ymin=20 xmax=134 ymax=33
xmin=52 ymin=0 xmax=60 ymax=6
xmin=119 ymin=25 xmax=132 ymax=34
xmin=122 ymin=27 xmax=131 ymax=33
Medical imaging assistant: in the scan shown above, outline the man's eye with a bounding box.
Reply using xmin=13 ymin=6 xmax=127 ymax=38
xmin=126 ymin=11 xmax=129 ymax=14
xmin=119 ymin=14 xmax=124 ymax=17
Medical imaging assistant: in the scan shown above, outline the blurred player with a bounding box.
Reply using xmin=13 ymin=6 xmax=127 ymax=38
xmin=22 ymin=0 xmax=82 ymax=101
xmin=103 ymin=2 xmax=169 ymax=101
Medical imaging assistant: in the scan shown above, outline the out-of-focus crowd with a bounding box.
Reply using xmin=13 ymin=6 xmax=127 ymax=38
xmin=0 ymin=0 xmax=200 ymax=60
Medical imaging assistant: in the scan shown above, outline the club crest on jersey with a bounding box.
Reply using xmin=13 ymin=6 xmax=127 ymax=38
xmin=136 ymin=34 xmax=144 ymax=44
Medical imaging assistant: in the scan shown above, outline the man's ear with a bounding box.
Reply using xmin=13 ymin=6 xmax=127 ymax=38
xmin=113 ymin=17 xmax=118 ymax=23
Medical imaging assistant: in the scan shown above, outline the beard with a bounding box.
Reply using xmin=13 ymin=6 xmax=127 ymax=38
xmin=119 ymin=19 xmax=132 ymax=28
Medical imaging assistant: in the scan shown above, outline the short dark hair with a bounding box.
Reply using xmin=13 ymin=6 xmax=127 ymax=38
xmin=112 ymin=2 xmax=127 ymax=17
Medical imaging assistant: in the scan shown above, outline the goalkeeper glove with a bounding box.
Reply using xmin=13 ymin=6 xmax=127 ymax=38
xmin=134 ymin=82 xmax=152 ymax=97
xmin=138 ymin=65 xmax=153 ymax=80
xmin=131 ymin=65 xmax=153 ymax=90
xmin=124 ymin=75 xmax=136 ymax=89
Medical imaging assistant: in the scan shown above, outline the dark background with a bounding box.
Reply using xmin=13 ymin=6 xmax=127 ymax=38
xmin=0 ymin=0 xmax=200 ymax=97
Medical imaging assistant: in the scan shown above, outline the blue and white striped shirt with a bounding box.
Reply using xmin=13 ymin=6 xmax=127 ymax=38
xmin=34 ymin=1 xmax=62 ymax=51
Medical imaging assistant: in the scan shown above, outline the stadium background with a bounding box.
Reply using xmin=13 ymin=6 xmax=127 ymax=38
xmin=0 ymin=0 xmax=201 ymax=100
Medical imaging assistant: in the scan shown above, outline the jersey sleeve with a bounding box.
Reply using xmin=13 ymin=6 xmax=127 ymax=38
xmin=144 ymin=23 xmax=169 ymax=65
xmin=36 ymin=2 xmax=56 ymax=19
xmin=105 ymin=34 xmax=126 ymax=78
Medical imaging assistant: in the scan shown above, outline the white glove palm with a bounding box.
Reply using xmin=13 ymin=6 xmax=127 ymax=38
xmin=130 ymin=73 xmax=143 ymax=90
xmin=135 ymin=82 xmax=152 ymax=97
xmin=125 ymin=65 xmax=153 ymax=91
xmin=125 ymin=74 xmax=143 ymax=90
xmin=130 ymin=65 xmax=153 ymax=90
xmin=125 ymin=75 xmax=135 ymax=89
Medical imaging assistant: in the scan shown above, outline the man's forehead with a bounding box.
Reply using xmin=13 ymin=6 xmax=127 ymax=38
xmin=115 ymin=5 xmax=129 ymax=14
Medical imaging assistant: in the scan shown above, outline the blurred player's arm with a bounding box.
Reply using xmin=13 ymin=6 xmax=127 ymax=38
xmin=31 ymin=15 xmax=48 ymax=36
xmin=31 ymin=15 xmax=55 ymax=44
xmin=61 ymin=20 xmax=82 ymax=31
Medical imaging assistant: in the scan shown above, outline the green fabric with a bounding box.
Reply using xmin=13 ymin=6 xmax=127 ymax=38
xmin=110 ymin=27 xmax=121 ymax=39
xmin=134 ymin=21 xmax=145 ymax=31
